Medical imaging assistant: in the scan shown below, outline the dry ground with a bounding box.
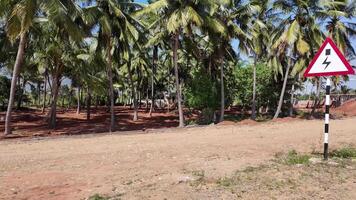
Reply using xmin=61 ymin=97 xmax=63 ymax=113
xmin=0 ymin=117 xmax=355 ymax=200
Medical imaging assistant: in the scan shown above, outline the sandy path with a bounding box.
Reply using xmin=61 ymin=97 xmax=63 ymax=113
xmin=0 ymin=118 xmax=355 ymax=200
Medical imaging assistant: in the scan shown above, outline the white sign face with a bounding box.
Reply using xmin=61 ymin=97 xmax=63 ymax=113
xmin=304 ymin=37 xmax=354 ymax=77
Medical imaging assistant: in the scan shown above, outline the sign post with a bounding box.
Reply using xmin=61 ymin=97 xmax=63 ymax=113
xmin=324 ymin=78 xmax=331 ymax=160
xmin=304 ymin=37 xmax=355 ymax=160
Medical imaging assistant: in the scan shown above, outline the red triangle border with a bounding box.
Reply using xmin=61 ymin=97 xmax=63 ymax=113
xmin=304 ymin=37 xmax=355 ymax=77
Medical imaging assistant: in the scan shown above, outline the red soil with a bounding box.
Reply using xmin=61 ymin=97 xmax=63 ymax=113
xmin=333 ymin=99 xmax=356 ymax=117
xmin=271 ymin=117 xmax=301 ymax=123
xmin=2 ymin=101 xmax=354 ymax=139
xmin=237 ymin=119 xmax=259 ymax=125
xmin=0 ymin=107 xmax=197 ymax=138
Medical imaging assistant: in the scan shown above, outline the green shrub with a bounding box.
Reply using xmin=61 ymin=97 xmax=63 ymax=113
xmin=331 ymin=147 xmax=356 ymax=158
xmin=197 ymin=108 xmax=215 ymax=125
xmin=190 ymin=170 xmax=206 ymax=187
xmin=216 ymin=177 xmax=236 ymax=187
xmin=0 ymin=76 xmax=10 ymax=111
xmin=88 ymin=194 xmax=109 ymax=200
xmin=232 ymin=62 xmax=279 ymax=109
xmin=185 ymin=69 xmax=219 ymax=110
xmin=282 ymin=150 xmax=310 ymax=165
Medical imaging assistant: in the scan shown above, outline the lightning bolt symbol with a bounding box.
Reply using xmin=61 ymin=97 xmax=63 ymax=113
xmin=323 ymin=57 xmax=331 ymax=70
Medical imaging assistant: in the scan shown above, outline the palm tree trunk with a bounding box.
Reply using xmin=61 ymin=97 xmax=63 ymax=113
xmin=48 ymin=71 xmax=60 ymax=129
xmin=219 ymin=45 xmax=225 ymax=123
xmin=86 ymin=87 xmax=91 ymax=120
xmin=311 ymin=78 xmax=321 ymax=117
xmin=123 ymin=90 xmax=127 ymax=108
xmin=149 ymin=77 xmax=155 ymax=117
xmin=308 ymin=40 xmax=320 ymax=116
xmin=1 ymin=101 xmax=5 ymax=111
xmin=37 ymin=81 xmax=41 ymax=107
xmin=173 ymin=33 xmax=184 ymax=127
xmin=95 ymin=96 xmax=99 ymax=110
xmin=273 ymin=59 xmax=292 ymax=119
xmin=219 ymin=60 xmax=225 ymax=122
xmin=289 ymin=83 xmax=295 ymax=116
xmin=138 ymin=91 xmax=141 ymax=109
xmin=107 ymin=39 xmax=115 ymax=132
xmin=149 ymin=46 xmax=158 ymax=117
xmin=106 ymin=95 xmax=110 ymax=112
xmin=80 ymin=88 xmax=84 ymax=110
xmin=4 ymin=33 xmax=26 ymax=136
xmin=76 ymin=86 xmax=81 ymax=115
xmin=16 ymin=78 xmax=27 ymax=110
xmin=61 ymin=93 xmax=65 ymax=107
xmin=251 ymin=58 xmax=257 ymax=120
xmin=145 ymin=89 xmax=149 ymax=112
xmin=159 ymin=92 xmax=162 ymax=109
xmin=149 ymin=76 xmax=155 ymax=117
xmin=164 ymin=93 xmax=170 ymax=112
xmin=42 ymin=72 xmax=47 ymax=113
xmin=67 ymin=90 xmax=72 ymax=110
xmin=127 ymin=60 xmax=138 ymax=121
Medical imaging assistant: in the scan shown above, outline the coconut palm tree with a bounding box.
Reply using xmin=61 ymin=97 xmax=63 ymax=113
xmin=120 ymin=50 xmax=148 ymax=122
xmin=118 ymin=15 xmax=148 ymax=122
xmin=149 ymin=45 xmax=158 ymax=117
xmin=82 ymin=0 xmax=143 ymax=131
xmin=130 ymin=51 xmax=151 ymax=121
xmin=320 ymin=0 xmax=355 ymax=57
xmin=135 ymin=0 xmax=227 ymax=127
xmin=247 ymin=0 xmax=272 ymax=120
xmin=340 ymin=85 xmax=351 ymax=94
xmin=76 ymin=40 xmax=108 ymax=121
xmin=206 ymin=0 xmax=251 ymax=122
xmin=31 ymin=16 xmax=85 ymax=128
xmin=139 ymin=12 xmax=166 ymax=117
xmin=1 ymin=0 xmax=83 ymax=135
xmin=270 ymin=0 xmax=324 ymax=119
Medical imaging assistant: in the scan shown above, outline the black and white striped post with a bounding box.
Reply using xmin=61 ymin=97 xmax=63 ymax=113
xmin=324 ymin=78 xmax=331 ymax=160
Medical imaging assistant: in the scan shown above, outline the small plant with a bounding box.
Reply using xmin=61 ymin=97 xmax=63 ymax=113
xmin=197 ymin=108 xmax=216 ymax=125
xmin=216 ymin=177 xmax=236 ymax=187
xmin=281 ymin=150 xmax=310 ymax=165
xmin=88 ymin=194 xmax=109 ymax=200
xmin=193 ymin=170 xmax=205 ymax=181
xmin=186 ymin=119 xmax=197 ymax=126
xmin=331 ymin=147 xmax=356 ymax=158
xmin=255 ymin=115 xmax=271 ymax=122
xmin=192 ymin=170 xmax=205 ymax=178
xmin=190 ymin=170 xmax=206 ymax=187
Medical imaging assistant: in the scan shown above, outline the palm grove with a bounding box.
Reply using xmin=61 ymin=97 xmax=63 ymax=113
xmin=0 ymin=0 xmax=355 ymax=136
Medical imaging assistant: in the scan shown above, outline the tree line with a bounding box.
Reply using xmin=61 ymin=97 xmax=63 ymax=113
xmin=0 ymin=0 xmax=355 ymax=136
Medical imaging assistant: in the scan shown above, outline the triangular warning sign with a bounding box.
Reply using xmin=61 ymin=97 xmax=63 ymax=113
xmin=304 ymin=37 xmax=355 ymax=77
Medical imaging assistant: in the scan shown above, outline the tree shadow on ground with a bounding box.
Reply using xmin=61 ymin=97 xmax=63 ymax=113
xmin=0 ymin=107 xmax=198 ymax=138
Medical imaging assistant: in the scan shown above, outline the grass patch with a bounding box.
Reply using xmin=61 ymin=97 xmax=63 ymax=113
xmin=88 ymin=193 xmax=123 ymax=200
xmin=223 ymin=114 xmax=246 ymax=122
xmin=331 ymin=146 xmax=356 ymax=159
xmin=207 ymin=149 xmax=355 ymax=198
xmin=186 ymin=119 xmax=197 ymax=126
xmin=190 ymin=170 xmax=206 ymax=187
xmin=276 ymin=150 xmax=310 ymax=165
xmin=216 ymin=177 xmax=236 ymax=187
xmin=88 ymin=194 xmax=109 ymax=200
xmin=297 ymin=110 xmax=325 ymax=119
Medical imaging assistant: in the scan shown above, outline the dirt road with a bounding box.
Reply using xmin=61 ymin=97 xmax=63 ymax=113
xmin=0 ymin=118 xmax=355 ymax=200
